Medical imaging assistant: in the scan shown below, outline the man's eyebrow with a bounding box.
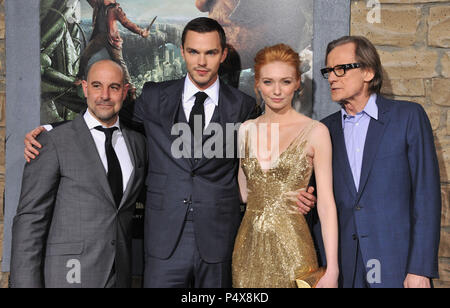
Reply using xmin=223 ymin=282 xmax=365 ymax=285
xmin=186 ymin=48 xmax=220 ymax=53
xmin=90 ymin=81 xmax=122 ymax=87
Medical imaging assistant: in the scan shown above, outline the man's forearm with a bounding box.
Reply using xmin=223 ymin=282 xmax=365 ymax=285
xmin=406 ymin=105 xmax=441 ymax=278
xmin=11 ymin=133 xmax=60 ymax=287
xmin=116 ymin=7 xmax=146 ymax=36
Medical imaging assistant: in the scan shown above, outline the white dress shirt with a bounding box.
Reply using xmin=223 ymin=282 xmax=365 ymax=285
xmin=182 ymin=74 xmax=220 ymax=128
xmin=84 ymin=110 xmax=134 ymax=193
xmin=45 ymin=111 xmax=134 ymax=193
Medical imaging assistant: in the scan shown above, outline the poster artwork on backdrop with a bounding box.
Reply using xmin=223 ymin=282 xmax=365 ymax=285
xmin=40 ymin=0 xmax=314 ymax=125
xmin=39 ymin=0 xmax=314 ymax=241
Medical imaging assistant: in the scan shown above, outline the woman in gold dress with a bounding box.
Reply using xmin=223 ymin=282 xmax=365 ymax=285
xmin=232 ymin=44 xmax=339 ymax=288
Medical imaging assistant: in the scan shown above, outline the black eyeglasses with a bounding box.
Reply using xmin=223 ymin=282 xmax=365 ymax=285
xmin=320 ymin=63 xmax=362 ymax=79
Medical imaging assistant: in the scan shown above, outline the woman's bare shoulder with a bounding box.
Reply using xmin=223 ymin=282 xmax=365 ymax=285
xmin=239 ymin=118 xmax=259 ymax=133
xmin=308 ymin=120 xmax=331 ymax=145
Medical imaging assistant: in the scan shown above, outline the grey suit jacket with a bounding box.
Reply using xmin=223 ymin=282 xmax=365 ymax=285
xmin=10 ymin=114 xmax=147 ymax=288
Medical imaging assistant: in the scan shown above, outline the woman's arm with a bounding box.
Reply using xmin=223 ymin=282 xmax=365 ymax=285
xmin=237 ymin=121 xmax=252 ymax=204
xmin=238 ymin=162 xmax=248 ymax=204
xmin=310 ymin=122 xmax=339 ymax=287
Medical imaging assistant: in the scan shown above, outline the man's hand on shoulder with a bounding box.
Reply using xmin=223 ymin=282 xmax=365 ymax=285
xmin=24 ymin=126 xmax=47 ymax=163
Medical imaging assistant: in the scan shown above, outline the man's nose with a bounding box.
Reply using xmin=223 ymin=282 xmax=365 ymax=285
xmin=101 ymin=88 xmax=110 ymax=100
xmin=198 ymin=54 xmax=207 ymax=66
xmin=328 ymin=70 xmax=339 ymax=85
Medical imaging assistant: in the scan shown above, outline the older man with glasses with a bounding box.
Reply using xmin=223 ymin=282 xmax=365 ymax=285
xmin=301 ymin=36 xmax=441 ymax=288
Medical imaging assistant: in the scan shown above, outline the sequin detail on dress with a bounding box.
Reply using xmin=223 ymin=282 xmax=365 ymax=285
xmin=232 ymin=120 xmax=319 ymax=288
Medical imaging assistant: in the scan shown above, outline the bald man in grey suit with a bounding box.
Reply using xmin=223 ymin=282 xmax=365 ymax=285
xmin=10 ymin=60 xmax=147 ymax=288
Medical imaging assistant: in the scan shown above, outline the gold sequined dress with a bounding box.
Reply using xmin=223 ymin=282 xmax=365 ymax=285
xmin=232 ymin=120 xmax=319 ymax=288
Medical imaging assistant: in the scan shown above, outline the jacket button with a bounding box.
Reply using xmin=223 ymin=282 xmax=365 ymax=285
xmin=352 ymin=234 xmax=358 ymax=241
xmin=111 ymin=240 xmax=116 ymax=246
xmin=191 ymin=172 xmax=196 ymax=177
xmin=355 ymin=205 xmax=362 ymax=210
xmin=183 ymin=199 xmax=189 ymax=204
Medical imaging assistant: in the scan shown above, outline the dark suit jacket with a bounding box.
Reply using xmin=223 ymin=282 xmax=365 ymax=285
xmin=11 ymin=114 xmax=147 ymax=288
xmin=121 ymin=78 xmax=259 ymax=264
xmin=314 ymin=95 xmax=441 ymax=288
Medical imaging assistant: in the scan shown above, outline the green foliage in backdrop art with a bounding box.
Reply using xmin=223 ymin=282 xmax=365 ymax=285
xmin=40 ymin=0 xmax=87 ymax=123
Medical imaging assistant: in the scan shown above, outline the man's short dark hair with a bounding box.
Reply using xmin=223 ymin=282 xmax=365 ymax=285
xmin=325 ymin=36 xmax=384 ymax=94
xmin=181 ymin=17 xmax=227 ymax=51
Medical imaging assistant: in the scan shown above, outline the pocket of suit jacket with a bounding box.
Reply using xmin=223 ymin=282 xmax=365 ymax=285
xmin=45 ymin=241 xmax=84 ymax=256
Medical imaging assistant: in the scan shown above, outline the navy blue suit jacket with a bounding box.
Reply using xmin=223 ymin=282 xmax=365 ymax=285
xmin=315 ymin=95 xmax=441 ymax=288
xmin=121 ymin=78 xmax=259 ymax=264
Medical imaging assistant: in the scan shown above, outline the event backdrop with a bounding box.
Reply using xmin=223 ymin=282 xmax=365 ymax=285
xmin=39 ymin=0 xmax=314 ymax=124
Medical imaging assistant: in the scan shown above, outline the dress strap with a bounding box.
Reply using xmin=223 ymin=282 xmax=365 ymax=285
xmin=244 ymin=129 xmax=250 ymax=159
xmin=303 ymin=120 xmax=318 ymax=139
xmin=238 ymin=123 xmax=251 ymax=159
xmin=291 ymin=120 xmax=318 ymax=148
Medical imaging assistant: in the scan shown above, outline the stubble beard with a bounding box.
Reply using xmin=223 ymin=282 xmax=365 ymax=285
xmin=90 ymin=103 xmax=119 ymax=126
xmin=190 ymin=69 xmax=218 ymax=90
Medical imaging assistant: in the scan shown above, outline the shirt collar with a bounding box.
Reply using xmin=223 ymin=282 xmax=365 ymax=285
xmin=341 ymin=93 xmax=378 ymax=121
xmin=84 ymin=109 xmax=121 ymax=131
xmin=183 ymin=74 xmax=220 ymax=106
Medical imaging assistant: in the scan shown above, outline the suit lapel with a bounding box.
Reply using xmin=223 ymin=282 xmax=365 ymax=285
xmin=218 ymin=81 xmax=241 ymax=129
xmin=329 ymin=113 xmax=358 ymax=198
xmin=356 ymin=96 xmax=392 ymax=200
xmin=160 ymin=80 xmax=184 ymax=143
xmin=201 ymin=106 xmax=220 ymax=145
xmin=194 ymin=81 xmax=241 ymax=170
xmin=159 ymin=79 xmax=192 ymax=171
xmin=118 ymin=125 xmax=136 ymax=210
xmin=72 ymin=114 xmax=116 ymax=208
